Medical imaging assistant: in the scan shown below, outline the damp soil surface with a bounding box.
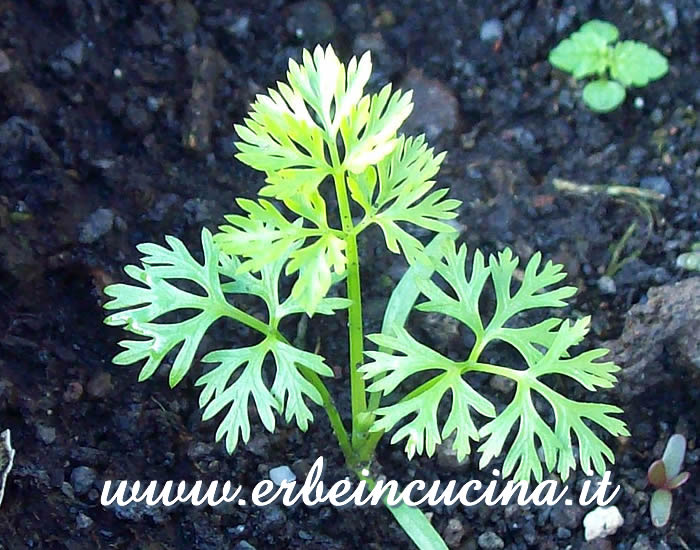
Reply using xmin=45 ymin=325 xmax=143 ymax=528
xmin=0 ymin=1 xmax=698 ymax=549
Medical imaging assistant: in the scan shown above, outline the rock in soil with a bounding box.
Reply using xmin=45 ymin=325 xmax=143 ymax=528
xmin=607 ymin=278 xmax=700 ymax=400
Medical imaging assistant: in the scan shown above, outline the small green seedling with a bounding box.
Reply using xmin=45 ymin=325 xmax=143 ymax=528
xmin=104 ymin=45 xmax=628 ymax=549
xmin=647 ymin=434 xmax=690 ymax=527
xmin=676 ymin=242 xmax=700 ymax=271
xmin=549 ymin=20 xmax=668 ymax=112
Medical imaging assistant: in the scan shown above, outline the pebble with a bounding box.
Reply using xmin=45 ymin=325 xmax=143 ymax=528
xmin=399 ymin=69 xmax=460 ymax=140
xmin=0 ymin=49 xmax=11 ymax=73
xmin=640 ymin=176 xmax=672 ymax=197
xmin=226 ymin=15 xmax=250 ymax=39
xmin=436 ymin=439 xmax=471 ymax=471
xmin=556 ymin=11 xmax=574 ymax=33
xmin=64 ymin=381 xmax=84 ymax=402
xmin=480 ymin=19 xmax=504 ymax=42
xmin=489 ymin=375 xmax=515 ymax=394
xmin=78 ymin=208 xmax=115 ymax=244
xmin=443 ymin=518 xmax=466 ymax=548
xmin=174 ymin=0 xmax=199 ymax=34
xmin=50 ymin=58 xmax=75 ymax=80
xmin=233 ymin=542 xmax=257 ymax=550
xmin=583 ymin=505 xmax=624 ymax=541
xmin=597 ymin=276 xmax=617 ymax=295
xmin=550 ymin=500 xmax=585 ymax=530
xmin=650 ymin=108 xmax=664 ymax=125
xmin=286 ymin=1 xmax=336 ymax=43
xmin=269 ymin=465 xmax=296 ymax=486
xmin=87 ymin=371 xmax=113 ymax=398
xmin=477 ymin=531 xmax=505 ymax=550
xmin=262 ymin=504 xmax=286 ymax=528
xmin=62 ymin=41 xmax=85 ymax=66
xmin=125 ymin=102 xmax=154 ymax=133
xmin=631 ymin=534 xmax=654 ymax=550
xmin=660 ymin=3 xmax=678 ymax=32
xmin=627 ymin=146 xmax=647 ymax=166
xmin=70 ymin=466 xmax=97 ymax=495
xmin=36 ymin=424 xmax=56 ymax=445
xmin=76 ymin=512 xmax=94 ymax=529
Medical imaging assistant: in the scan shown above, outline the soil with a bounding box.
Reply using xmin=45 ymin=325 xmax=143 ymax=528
xmin=0 ymin=1 xmax=698 ymax=550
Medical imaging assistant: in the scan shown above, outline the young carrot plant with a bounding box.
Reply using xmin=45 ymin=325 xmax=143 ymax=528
xmin=104 ymin=45 xmax=629 ymax=549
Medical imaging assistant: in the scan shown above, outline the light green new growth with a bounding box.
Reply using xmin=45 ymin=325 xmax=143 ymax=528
xmin=104 ymin=45 xmax=628 ymax=549
xmin=362 ymin=242 xmax=628 ymax=482
xmin=549 ymin=20 xmax=668 ymax=112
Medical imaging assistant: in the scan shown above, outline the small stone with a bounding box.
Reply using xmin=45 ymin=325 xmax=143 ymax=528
xmin=556 ymin=11 xmax=573 ymax=33
xmin=597 ymin=276 xmax=617 ymax=295
xmin=0 ymin=49 xmax=11 ymax=73
xmin=269 ymin=465 xmax=296 ymax=486
xmin=480 ymin=19 xmax=503 ymax=42
xmin=627 ymin=146 xmax=647 ymax=166
xmin=557 ymin=527 xmax=572 ymax=539
xmin=174 ymin=0 xmax=199 ymax=34
xmin=148 ymin=193 xmax=179 ymax=222
xmin=50 ymin=58 xmax=74 ymax=80
xmin=183 ymin=198 xmax=217 ymax=225
xmin=477 ymin=531 xmax=505 ymax=550
xmin=62 ymin=41 xmax=85 ymax=66
xmin=187 ymin=441 xmax=214 ymax=461
xmin=650 ymin=108 xmax=664 ymax=125
xmin=125 ymin=103 xmax=153 ymax=133
xmin=399 ymin=69 xmax=459 ymax=140
xmin=631 ymin=534 xmax=654 ymax=550
xmin=660 ymin=3 xmax=678 ymax=32
xmin=443 ymin=518 xmax=465 ymax=548
xmin=78 ymin=208 xmax=115 ymax=244
xmin=36 ymin=424 xmax=56 ymax=445
xmin=87 ymin=371 xmax=112 ymax=398
xmin=262 ymin=504 xmax=286 ymax=527
xmin=233 ymin=541 xmax=257 ymax=550
xmin=437 ymin=439 xmax=471 ymax=472
xmin=76 ymin=512 xmax=94 ymax=529
xmin=70 ymin=466 xmax=97 ymax=495
xmin=489 ymin=373 xmax=516 ymax=394
xmin=640 ymin=176 xmax=672 ymax=197
xmin=246 ymin=434 xmax=270 ymax=457
xmin=226 ymin=16 xmax=250 ymax=38
xmin=287 ymin=1 xmax=337 ymax=43
xmin=107 ymin=94 xmax=125 ymax=116
xmin=583 ymin=505 xmax=624 ymax=541
xmin=64 ymin=381 xmax=83 ymax=402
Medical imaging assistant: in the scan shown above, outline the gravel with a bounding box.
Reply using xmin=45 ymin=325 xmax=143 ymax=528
xmin=70 ymin=466 xmax=97 ymax=495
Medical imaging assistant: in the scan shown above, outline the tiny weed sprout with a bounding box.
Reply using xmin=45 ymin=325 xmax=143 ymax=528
xmin=549 ymin=20 xmax=668 ymax=113
xmin=104 ymin=46 xmax=629 ymax=548
xmin=676 ymin=242 xmax=700 ymax=271
xmin=647 ymin=434 xmax=690 ymax=528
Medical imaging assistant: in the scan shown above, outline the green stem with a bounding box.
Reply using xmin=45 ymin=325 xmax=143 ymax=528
xmin=332 ymin=169 xmax=368 ymax=452
xmin=220 ymin=302 xmax=275 ymax=337
xmin=461 ymin=360 xmax=526 ymax=381
xmin=300 ymin=366 xmax=353 ymax=459
xmin=222 ymin=296 xmax=354 ymax=459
